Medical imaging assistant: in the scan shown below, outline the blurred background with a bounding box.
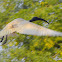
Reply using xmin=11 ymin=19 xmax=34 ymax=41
xmin=0 ymin=0 xmax=62 ymax=62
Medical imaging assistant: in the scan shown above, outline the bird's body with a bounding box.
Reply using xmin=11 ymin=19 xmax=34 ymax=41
xmin=0 ymin=17 xmax=62 ymax=45
xmin=0 ymin=18 xmax=62 ymax=37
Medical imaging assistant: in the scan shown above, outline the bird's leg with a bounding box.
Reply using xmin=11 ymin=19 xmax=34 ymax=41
xmin=2 ymin=35 xmax=7 ymax=45
xmin=0 ymin=36 xmax=4 ymax=42
xmin=29 ymin=17 xmax=49 ymax=24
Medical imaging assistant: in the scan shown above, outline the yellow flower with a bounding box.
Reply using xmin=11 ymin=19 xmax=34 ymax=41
xmin=50 ymin=41 xmax=54 ymax=45
xmin=44 ymin=38 xmax=47 ymax=42
xmin=45 ymin=2 xmax=48 ymax=5
xmin=60 ymin=52 xmax=62 ymax=55
xmin=15 ymin=42 xmax=18 ymax=46
xmin=6 ymin=21 xmax=9 ymax=24
xmin=40 ymin=2 xmax=44 ymax=5
xmin=32 ymin=50 xmax=35 ymax=54
xmin=9 ymin=42 xmax=13 ymax=46
xmin=61 ymin=46 xmax=62 ymax=48
xmin=40 ymin=2 xmax=48 ymax=6
xmin=45 ymin=43 xmax=53 ymax=49
xmin=34 ymin=42 xmax=38 ymax=47
xmin=14 ymin=52 xmax=16 ymax=55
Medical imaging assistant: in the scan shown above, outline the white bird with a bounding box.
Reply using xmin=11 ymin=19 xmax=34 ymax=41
xmin=0 ymin=17 xmax=62 ymax=45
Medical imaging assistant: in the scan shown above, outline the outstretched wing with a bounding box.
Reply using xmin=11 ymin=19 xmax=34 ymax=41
xmin=16 ymin=21 xmax=62 ymax=36
xmin=0 ymin=18 xmax=23 ymax=38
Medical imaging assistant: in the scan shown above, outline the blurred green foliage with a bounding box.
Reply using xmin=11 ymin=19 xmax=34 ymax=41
xmin=0 ymin=0 xmax=62 ymax=62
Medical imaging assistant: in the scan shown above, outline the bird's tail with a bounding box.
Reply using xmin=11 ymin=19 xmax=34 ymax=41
xmin=53 ymin=31 xmax=62 ymax=36
xmin=56 ymin=32 xmax=62 ymax=36
xmin=42 ymin=29 xmax=62 ymax=36
xmin=39 ymin=26 xmax=62 ymax=36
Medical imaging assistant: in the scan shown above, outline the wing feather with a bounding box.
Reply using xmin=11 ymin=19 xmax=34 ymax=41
xmin=16 ymin=21 xmax=62 ymax=36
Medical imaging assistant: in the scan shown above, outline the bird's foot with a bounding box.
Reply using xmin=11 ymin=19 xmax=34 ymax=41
xmin=0 ymin=36 xmax=4 ymax=42
xmin=2 ymin=35 xmax=7 ymax=45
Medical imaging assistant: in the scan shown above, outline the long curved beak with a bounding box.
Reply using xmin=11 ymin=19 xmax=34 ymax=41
xmin=29 ymin=17 xmax=49 ymax=24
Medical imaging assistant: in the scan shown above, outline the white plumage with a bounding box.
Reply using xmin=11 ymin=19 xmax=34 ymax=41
xmin=0 ymin=18 xmax=62 ymax=38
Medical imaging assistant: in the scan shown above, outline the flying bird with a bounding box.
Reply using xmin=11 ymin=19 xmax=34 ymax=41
xmin=0 ymin=17 xmax=62 ymax=45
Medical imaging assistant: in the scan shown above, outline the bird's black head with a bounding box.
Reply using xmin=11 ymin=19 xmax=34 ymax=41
xmin=29 ymin=17 xmax=40 ymax=22
xmin=29 ymin=17 xmax=49 ymax=24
